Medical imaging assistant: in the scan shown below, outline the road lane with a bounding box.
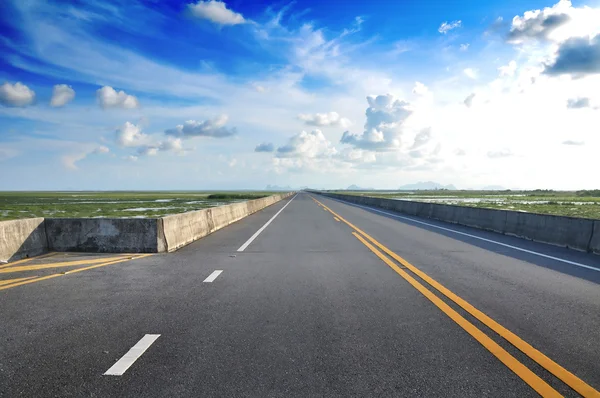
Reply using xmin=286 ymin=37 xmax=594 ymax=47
xmin=314 ymin=193 xmax=600 ymax=396
xmin=1 ymin=192 xmax=598 ymax=397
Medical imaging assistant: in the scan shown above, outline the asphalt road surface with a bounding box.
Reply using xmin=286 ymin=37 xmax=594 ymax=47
xmin=1 ymin=192 xmax=599 ymax=397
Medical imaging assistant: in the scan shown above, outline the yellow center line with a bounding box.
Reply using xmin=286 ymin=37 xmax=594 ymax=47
xmin=351 ymin=232 xmax=561 ymax=398
xmin=0 ymin=254 xmax=152 ymax=291
xmin=0 ymin=252 xmax=60 ymax=269
xmin=0 ymin=256 xmax=132 ymax=274
xmin=0 ymin=276 xmax=39 ymax=286
xmin=312 ymin=196 xmax=600 ymax=398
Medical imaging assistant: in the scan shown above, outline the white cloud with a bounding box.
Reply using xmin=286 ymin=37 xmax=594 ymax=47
xmin=165 ymin=115 xmax=236 ymax=138
xmin=116 ymin=122 xmax=152 ymax=147
xmin=276 ymin=129 xmax=338 ymax=159
xmin=459 ymin=43 xmax=470 ymax=51
xmin=187 ymin=0 xmax=245 ymax=26
xmin=0 ymin=82 xmax=35 ymax=107
xmin=124 ymin=155 xmax=138 ymax=162
xmin=487 ymin=149 xmax=513 ymax=158
xmin=62 ymin=145 xmax=110 ymax=170
xmin=498 ymin=61 xmax=517 ymax=77
xmin=567 ymin=97 xmax=591 ymax=109
xmin=411 ymin=128 xmax=432 ymax=149
xmin=463 ymin=68 xmax=478 ymax=79
xmin=438 ymin=20 xmax=462 ymax=34
xmin=507 ymin=0 xmax=572 ymax=44
xmin=50 ymin=84 xmax=75 ymax=107
xmin=562 ymin=140 xmax=584 ymax=145
xmin=93 ymin=145 xmax=110 ymax=154
xmin=340 ymin=94 xmax=412 ymax=151
xmin=297 ymin=112 xmax=352 ymax=128
xmin=454 ymin=148 xmax=466 ymax=156
xmin=97 ymin=86 xmax=139 ymax=109
xmin=412 ymin=82 xmax=429 ymax=96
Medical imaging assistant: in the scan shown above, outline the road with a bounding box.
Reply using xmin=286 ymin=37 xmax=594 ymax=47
xmin=1 ymin=192 xmax=599 ymax=397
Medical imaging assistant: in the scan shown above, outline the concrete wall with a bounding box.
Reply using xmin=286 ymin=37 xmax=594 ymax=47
xmin=316 ymin=192 xmax=597 ymax=253
xmin=0 ymin=218 xmax=48 ymax=262
xmin=1 ymin=193 xmax=293 ymax=259
xmin=161 ymin=193 xmax=292 ymax=252
xmin=590 ymin=221 xmax=600 ymax=254
xmin=45 ymin=218 xmax=164 ymax=253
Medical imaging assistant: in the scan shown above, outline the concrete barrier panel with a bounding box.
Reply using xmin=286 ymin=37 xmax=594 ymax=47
xmin=503 ymin=212 xmax=594 ymax=251
xmin=590 ymin=221 xmax=600 ymax=254
xmin=315 ymin=191 xmax=597 ymax=253
xmin=45 ymin=218 xmax=162 ymax=253
xmin=161 ymin=193 xmax=292 ymax=252
xmin=0 ymin=218 xmax=48 ymax=262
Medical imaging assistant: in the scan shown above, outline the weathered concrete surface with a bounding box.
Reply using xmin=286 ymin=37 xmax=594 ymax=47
xmin=45 ymin=218 xmax=164 ymax=253
xmin=503 ymin=212 xmax=594 ymax=252
xmin=316 ymin=192 xmax=597 ymax=253
xmin=0 ymin=218 xmax=48 ymax=262
xmin=590 ymin=221 xmax=600 ymax=254
xmin=161 ymin=193 xmax=292 ymax=252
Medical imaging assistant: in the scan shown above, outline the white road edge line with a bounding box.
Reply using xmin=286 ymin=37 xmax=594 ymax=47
xmin=104 ymin=334 xmax=160 ymax=376
xmin=326 ymin=197 xmax=600 ymax=273
xmin=237 ymin=194 xmax=298 ymax=252
xmin=203 ymin=270 xmax=223 ymax=283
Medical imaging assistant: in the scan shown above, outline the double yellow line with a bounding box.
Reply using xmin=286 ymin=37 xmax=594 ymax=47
xmin=312 ymin=196 xmax=599 ymax=398
xmin=0 ymin=254 xmax=152 ymax=291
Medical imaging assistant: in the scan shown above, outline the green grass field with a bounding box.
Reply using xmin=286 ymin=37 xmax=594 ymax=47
xmin=331 ymin=189 xmax=600 ymax=219
xmin=0 ymin=191 xmax=275 ymax=221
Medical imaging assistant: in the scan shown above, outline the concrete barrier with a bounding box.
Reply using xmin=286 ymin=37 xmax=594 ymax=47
xmin=45 ymin=218 xmax=165 ymax=253
xmin=315 ymin=192 xmax=598 ymax=253
xmin=0 ymin=218 xmax=48 ymax=262
xmin=1 ymin=193 xmax=292 ymax=259
xmin=161 ymin=193 xmax=292 ymax=252
xmin=590 ymin=221 xmax=600 ymax=254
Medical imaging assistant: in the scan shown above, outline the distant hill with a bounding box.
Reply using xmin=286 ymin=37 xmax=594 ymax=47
xmin=398 ymin=181 xmax=457 ymax=190
xmin=347 ymin=184 xmax=374 ymax=191
xmin=482 ymin=185 xmax=506 ymax=191
xmin=265 ymin=185 xmax=293 ymax=191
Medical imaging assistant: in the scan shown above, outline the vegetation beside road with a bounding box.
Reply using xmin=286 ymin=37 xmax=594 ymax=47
xmin=330 ymin=189 xmax=600 ymax=219
xmin=0 ymin=191 xmax=274 ymax=221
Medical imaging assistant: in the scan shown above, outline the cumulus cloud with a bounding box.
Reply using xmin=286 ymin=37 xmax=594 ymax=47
xmin=544 ymin=35 xmax=600 ymax=77
xmin=93 ymin=145 xmax=110 ymax=154
xmin=567 ymin=97 xmax=591 ymax=109
xmin=116 ymin=122 xmax=153 ymax=147
xmin=165 ymin=115 xmax=236 ymax=138
xmin=298 ymin=112 xmax=352 ymax=128
xmin=187 ymin=0 xmax=245 ymax=26
xmin=487 ymin=149 xmax=513 ymax=158
xmin=464 ymin=93 xmax=476 ymax=107
xmin=412 ymin=82 xmax=429 ymax=96
xmin=459 ymin=43 xmax=470 ymax=51
xmin=97 ymin=86 xmax=139 ymax=109
xmin=255 ymin=142 xmax=275 ymax=152
xmin=0 ymin=82 xmax=35 ymax=107
xmin=50 ymin=84 xmax=75 ymax=107
xmin=438 ymin=20 xmax=462 ymax=34
xmin=277 ymin=129 xmax=337 ymax=159
xmin=124 ymin=155 xmax=138 ymax=162
xmin=340 ymin=94 xmax=412 ymax=151
xmin=507 ymin=1 xmax=571 ymax=44
xmin=499 ymin=61 xmax=517 ymax=77
xmin=562 ymin=140 xmax=584 ymax=145
xmin=411 ymin=128 xmax=432 ymax=149
xmin=463 ymin=68 xmax=478 ymax=79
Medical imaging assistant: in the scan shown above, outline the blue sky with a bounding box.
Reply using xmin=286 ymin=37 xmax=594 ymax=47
xmin=0 ymin=0 xmax=599 ymax=190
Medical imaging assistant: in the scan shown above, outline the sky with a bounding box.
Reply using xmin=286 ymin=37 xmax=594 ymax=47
xmin=0 ymin=0 xmax=599 ymax=190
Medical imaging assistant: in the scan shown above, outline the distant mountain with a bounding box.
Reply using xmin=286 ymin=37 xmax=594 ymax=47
xmin=347 ymin=184 xmax=374 ymax=191
xmin=398 ymin=181 xmax=457 ymax=190
xmin=265 ymin=185 xmax=293 ymax=191
xmin=482 ymin=185 xmax=506 ymax=191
